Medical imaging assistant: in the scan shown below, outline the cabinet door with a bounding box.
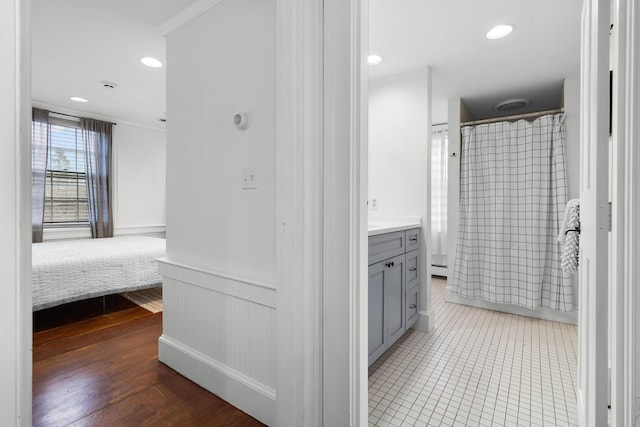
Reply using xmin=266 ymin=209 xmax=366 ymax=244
xmin=386 ymin=254 xmax=406 ymax=346
xmin=368 ymin=261 xmax=387 ymax=365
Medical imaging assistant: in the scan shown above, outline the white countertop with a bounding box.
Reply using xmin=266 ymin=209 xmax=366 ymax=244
xmin=368 ymin=218 xmax=422 ymax=236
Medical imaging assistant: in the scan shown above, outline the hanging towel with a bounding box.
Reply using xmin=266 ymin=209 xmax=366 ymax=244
xmin=558 ymin=199 xmax=580 ymax=273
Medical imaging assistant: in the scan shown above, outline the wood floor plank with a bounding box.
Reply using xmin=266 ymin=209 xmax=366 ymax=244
xmin=33 ymin=310 xmax=264 ymax=427
xmin=33 ymin=309 xmax=158 ymax=362
xmin=34 ymin=305 xmax=153 ymax=348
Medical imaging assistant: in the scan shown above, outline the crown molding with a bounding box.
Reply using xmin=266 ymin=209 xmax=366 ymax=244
xmin=157 ymin=0 xmax=225 ymax=36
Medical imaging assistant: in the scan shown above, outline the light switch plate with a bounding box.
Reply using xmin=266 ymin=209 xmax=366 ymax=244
xmin=242 ymin=168 xmax=257 ymax=189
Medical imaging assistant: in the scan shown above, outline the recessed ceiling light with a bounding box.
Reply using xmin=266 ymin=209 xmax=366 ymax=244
xmin=140 ymin=57 xmax=163 ymax=68
xmin=368 ymin=54 xmax=383 ymax=65
xmin=486 ymin=24 xmax=514 ymax=40
xmin=70 ymin=96 xmax=89 ymax=103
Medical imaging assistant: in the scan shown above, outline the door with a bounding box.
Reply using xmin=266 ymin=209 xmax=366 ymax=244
xmin=578 ymin=0 xmax=610 ymax=425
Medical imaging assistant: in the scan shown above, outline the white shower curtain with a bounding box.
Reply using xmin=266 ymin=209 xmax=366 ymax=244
xmin=452 ymin=113 xmax=573 ymax=311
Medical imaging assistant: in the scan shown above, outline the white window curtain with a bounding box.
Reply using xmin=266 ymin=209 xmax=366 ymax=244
xmin=431 ymin=128 xmax=448 ymax=267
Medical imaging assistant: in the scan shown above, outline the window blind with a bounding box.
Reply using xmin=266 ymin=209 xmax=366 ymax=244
xmin=44 ymin=120 xmax=89 ymax=224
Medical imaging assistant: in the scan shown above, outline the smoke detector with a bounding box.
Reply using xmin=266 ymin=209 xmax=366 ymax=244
xmin=101 ymin=81 xmax=118 ymax=89
xmin=494 ymin=98 xmax=530 ymax=112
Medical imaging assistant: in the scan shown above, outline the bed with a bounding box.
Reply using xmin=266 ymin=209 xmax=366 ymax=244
xmin=32 ymin=236 xmax=165 ymax=311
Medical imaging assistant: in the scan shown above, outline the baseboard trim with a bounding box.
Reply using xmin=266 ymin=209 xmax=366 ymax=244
xmin=430 ymin=265 xmax=447 ymax=277
xmin=576 ymin=387 xmax=584 ymax=426
xmin=158 ymin=334 xmax=275 ymax=426
xmin=114 ymin=225 xmax=166 ymax=237
xmin=413 ymin=309 xmax=434 ymax=332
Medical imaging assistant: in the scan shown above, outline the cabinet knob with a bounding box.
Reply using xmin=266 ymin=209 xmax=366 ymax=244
xmin=409 ymin=267 xmax=417 ymax=272
xmin=409 ymin=304 xmax=417 ymax=309
xmin=385 ymin=261 xmax=395 ymax=268
xmin=409 ymin=237 xmax=417 ymax=242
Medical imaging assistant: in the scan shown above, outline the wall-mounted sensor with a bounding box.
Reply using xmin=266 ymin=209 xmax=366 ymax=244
xmin=234 ymin=113 xmax=250 ymax=130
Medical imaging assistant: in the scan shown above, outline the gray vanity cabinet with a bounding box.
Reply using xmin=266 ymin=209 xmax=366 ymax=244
xmin=368 ymin=228 xmax=420 ymax=366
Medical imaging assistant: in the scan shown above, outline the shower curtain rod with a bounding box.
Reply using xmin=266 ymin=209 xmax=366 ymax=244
xmin=460 ymin=108 xmax=564 ymax=127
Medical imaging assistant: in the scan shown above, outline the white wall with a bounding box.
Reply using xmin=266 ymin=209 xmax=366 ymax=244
xmin=160 ymin=0 xmax=276 ymax=424
xmin=113 ymin=123 xmax=166 ymax=234
xmin=165 ymin=3 xmax=275 ymax=279
xmin=564 ymin=74 xmax=581 ymax=200
xmin=368 ymin=67 xmax=433 ymax=331
xmin=369 ymin=68 xmax=430 ymax=220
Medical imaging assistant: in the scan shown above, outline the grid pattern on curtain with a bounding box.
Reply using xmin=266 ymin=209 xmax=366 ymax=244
xmin=431 ymin=129 xmax=448 ymax=267
xmin=81 ymin=118 xmax=113 ymax=238
xmin=452 ymin=113 xmax=572 ymax=311
xmin=32 ymin=108 xmax=50 ymax=243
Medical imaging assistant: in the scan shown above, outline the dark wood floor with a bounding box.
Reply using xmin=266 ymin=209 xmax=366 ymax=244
xmin=33 ymin=302 xmax=265 ymax=426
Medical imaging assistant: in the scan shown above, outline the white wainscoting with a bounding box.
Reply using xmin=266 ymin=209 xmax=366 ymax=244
xmin=157 ymin=258 xmax=276 ymax=426
xmin=113 ymin=225 xmax=166 ymax=238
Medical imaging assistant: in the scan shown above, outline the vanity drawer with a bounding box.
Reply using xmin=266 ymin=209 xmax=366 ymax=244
xmin=405 ymin=249 xmax=420 ymax=290
xmin=405 ymin=228 xmax=420 ymax=252
xmin=368 ymin=231 xmax=405 ymax=265
xmin=406 ymin=284 xmax=419 ymax=328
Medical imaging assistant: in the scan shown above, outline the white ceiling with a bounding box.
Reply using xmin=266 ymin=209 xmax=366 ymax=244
xmin=32 ymin=0 xmax=582 ymax=128
xmin=369 ymin=0 xmax=583 ymax=123
xmin=32 ymin=0 xmax=195 ymax=129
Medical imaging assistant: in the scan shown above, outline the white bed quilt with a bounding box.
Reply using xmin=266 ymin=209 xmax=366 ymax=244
xmin=32 ymin=236 xmax=165 ymax=310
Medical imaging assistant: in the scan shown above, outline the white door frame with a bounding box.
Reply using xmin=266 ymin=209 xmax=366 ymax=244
xmin=578 ymin=0 xmax=610 ymax=425
xmin=0 ymin=0 xmax=32 ymax=424
xmin=610 ymin=0 xmax=640 ymax=425
xmin=274 ymin=0 xmax=324 ymax=425
xmin=275 ymin=0 xmax=367 ymax=425
xmin=321 ymin=0 xmax=368 ymax=425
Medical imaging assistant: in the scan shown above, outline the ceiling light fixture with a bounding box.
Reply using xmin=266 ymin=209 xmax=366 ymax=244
xmin=368 ymin=54 xmax=383 ymax=65
xmin=494 ymin=98 xmax=530 ymax=112
xmin=70 ymin=96 xmax=89 ymax=103
xmin=486 ymin=24 xmax=514 ymax=40
xmin=140 ymin=57 xmax=163 ymax=68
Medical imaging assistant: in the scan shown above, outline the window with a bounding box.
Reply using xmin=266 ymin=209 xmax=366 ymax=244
xmin=431 ymin=126 xmax=448 ymax=267
xmin=44 ymin=119 xmax=89 ymax=225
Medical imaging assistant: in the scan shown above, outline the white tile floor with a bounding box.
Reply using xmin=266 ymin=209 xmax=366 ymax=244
xmin=368 ymin=277 xmax=578 ymax=427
